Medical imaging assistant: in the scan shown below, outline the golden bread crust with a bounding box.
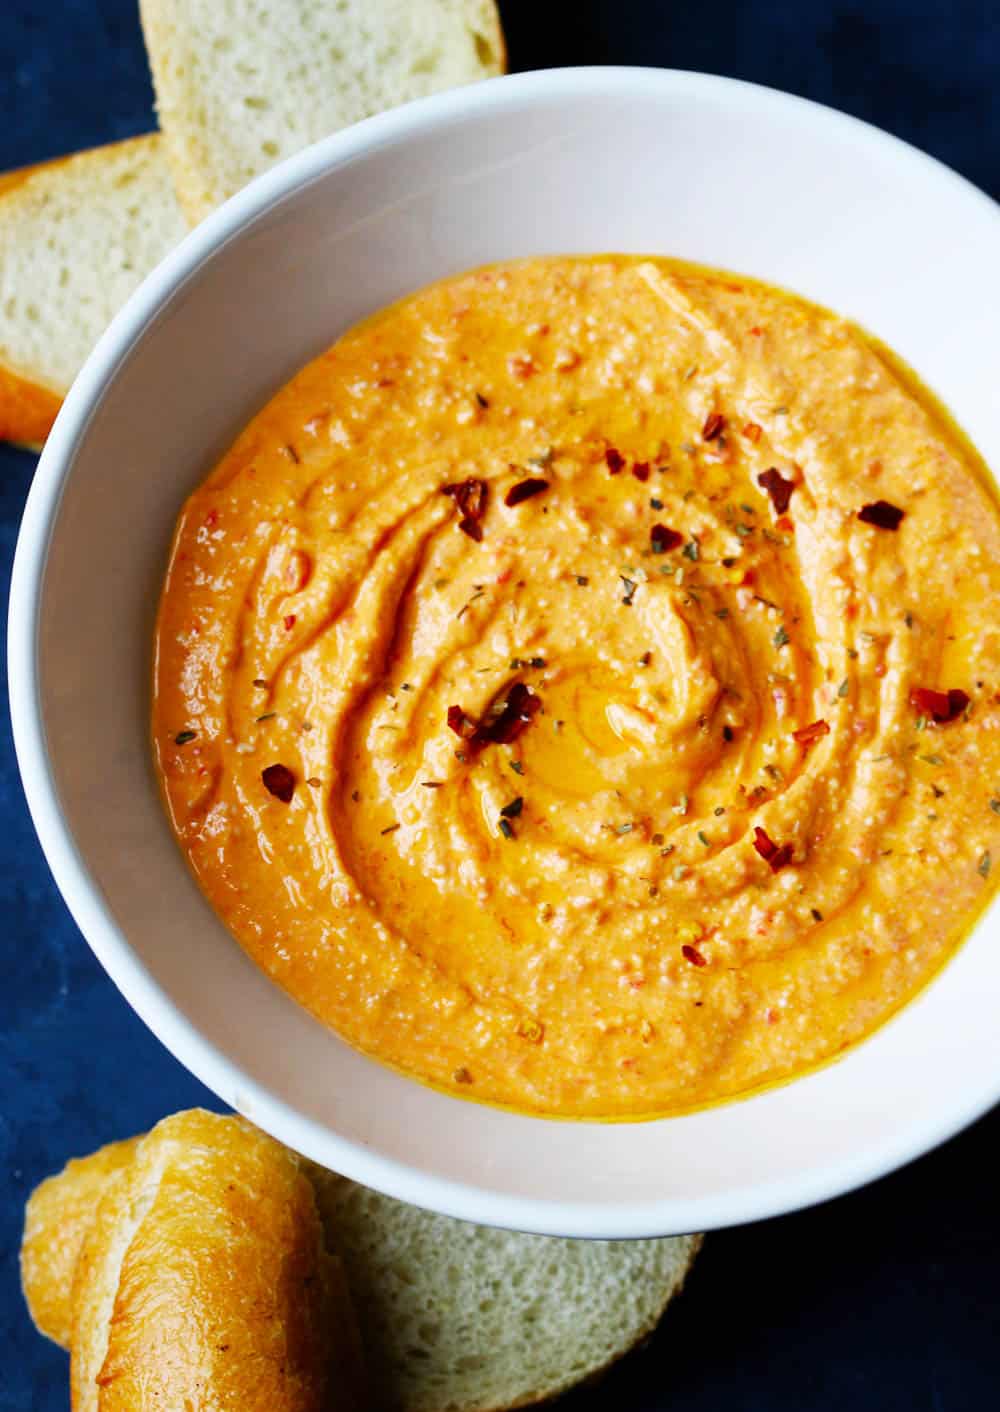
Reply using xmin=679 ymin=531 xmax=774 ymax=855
xmin=21 ymin=1137 xmax=140 ymax=1349
xmin=0 ymin=362 xmax=62 ymax=446
xmin=69 ymin=1110 xmax=340 ymax=1412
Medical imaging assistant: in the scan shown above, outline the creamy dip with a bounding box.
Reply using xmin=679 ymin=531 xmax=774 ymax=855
xmin=153 ymin=256 xmax=1000 ymax=1117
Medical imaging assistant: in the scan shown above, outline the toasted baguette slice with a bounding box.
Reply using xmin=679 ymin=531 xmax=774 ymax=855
xmin=0 ymin=135 xmax=186 ymax=446
xmin=69 ymin=1110 xmax=360 ymax=1412
xmin=22 ymin=1114 xmax=700 ymax=1412
xmin=21 ymin=1136 xmax=139 ymax=1349
xmin=139 ymin=0 xmax=505 ymax=223
xmin=308 ymin=1166 xmax=700 ymax=1412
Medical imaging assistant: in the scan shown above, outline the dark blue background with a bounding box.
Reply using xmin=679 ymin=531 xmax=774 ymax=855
xmin=2 ymin=4 xmax=997 ymax=1408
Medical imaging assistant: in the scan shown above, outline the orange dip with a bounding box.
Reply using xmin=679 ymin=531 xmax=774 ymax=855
xmin=153 ymin=256 xmax=1000 ymax=1118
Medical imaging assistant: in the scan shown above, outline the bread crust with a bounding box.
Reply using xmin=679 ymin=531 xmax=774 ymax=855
xmin=24 ymin=1114 xmax=697 ymax=1412
xmin=68 ymin=1110 xmax=344 ymax=1412
xmin=21 ymin=1136 xmax=140 ymax=1349
xmin=0 ymin=362 xmax=63 ymax=447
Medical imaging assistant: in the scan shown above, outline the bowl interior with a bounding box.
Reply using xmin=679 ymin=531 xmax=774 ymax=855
xmin=15 ymin=69 xmax=1000 ymax=1235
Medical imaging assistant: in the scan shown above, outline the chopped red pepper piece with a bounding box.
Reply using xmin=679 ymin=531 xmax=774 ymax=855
xmin=632 ymin=462 xmax=651 ymax=482
xmin=858 ymin=500 xmax=904 ymax=530
xmin=605 ymin=447 xmax=625 ymax=475
xmin=682 ymin=944 xmax=707 ymax=967
xmin=752 ymin=826 xmax=793 ymax=872
xmin=442 ymin=478 xmax=488 ymax=539
xmin=909 ymin=686 xmax=970 ymax=724
xmin=504 ymin=477 xmax=550 ymax=507
xmin=447 ymin=705 xmax=478 ymax=740
xmin=262 ymin=764 xmax=295 ymax=803
xmin=702 ymin=411 xmax=726 ymax=441
xmin=792 ymin=719 xmax=830 ymax=746
xmin=447 ymin=683 xmax=541 ymax=754
xmin=481 ymin=682 xmax=542 ymax=746
xmin=757 ymin=467 xmax=796 ymax=515
xmin=650 ymin=524 xmax=684 ymax=554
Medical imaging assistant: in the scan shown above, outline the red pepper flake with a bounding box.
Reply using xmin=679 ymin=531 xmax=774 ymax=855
xmin=858 ymin=500 xmax=905 ymax=530
xmin=792 ymin=719 xmax=831 ymax=746
xmin=752 ymin=826 xmax=793 ymax=872
xmin=682 ymin=944 xmax=707 ymax=967
xmin=447 ymin=705 xmax=478 ymax=740
xmin=481 ymin=682 xmax=542 ymax=746
xmin=262 ymin=763 xmax=295 ymax=803
xmin=757 ymin=467 xmax=796 ymax=515
xmin=909 ymin=686 xmax=970 ymax=724
xmin=442 ymin=478 xmax=489 ymax=540
xmin=283 ymin=614 xmax=297 ymax=630
xmin=504 ymin=477 xmax=549 ymax=507
xmin=702 ymin=411 xmax=726 ymax=442
xmin=631 ymin=461 xmax=651 ymax=482
xmin=447 ymin=682 xmax=542 ymax=754
xmin=650 ymin=524 xmax=684 ymax=554
xmin=605 ymin=447 xmax=625 ymax=475
xmin=743 ymin=422 xmax=763 ymax=443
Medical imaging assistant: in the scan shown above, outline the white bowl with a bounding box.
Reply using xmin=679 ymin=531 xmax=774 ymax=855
xmin=9 ymin=68 xmax=1000 ymax=1237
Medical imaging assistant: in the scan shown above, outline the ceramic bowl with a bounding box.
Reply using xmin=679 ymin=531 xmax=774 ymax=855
xmin=9 ymin=68 xmax=1000 ymax=1236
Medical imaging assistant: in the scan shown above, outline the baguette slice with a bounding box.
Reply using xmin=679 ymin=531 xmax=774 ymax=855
xmin=69 ymin=1110 xmax=360 ymax=1412
xmin=23 ymin=1115 xmax=700 ymax=1412
xmin=139 ymin=0 xmax=506 ymax=224
xmin=308 ymin=1166 xmax=699 ymax=1412
xmin=0 ymin=135 xmax=186 ymax=446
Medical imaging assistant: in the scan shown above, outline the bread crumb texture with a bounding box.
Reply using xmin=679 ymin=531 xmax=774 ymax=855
xmin=140 ymin=0 xmax=505 ymax=220
xmin=308 ymin=1168 xmax=699 ymax=1412
xmin=0 ymin=136 xmax=184 ymax=396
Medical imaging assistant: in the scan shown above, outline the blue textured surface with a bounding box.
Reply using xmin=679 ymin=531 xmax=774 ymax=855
xmin=1 ymin=3 xmax=998 ymax=1408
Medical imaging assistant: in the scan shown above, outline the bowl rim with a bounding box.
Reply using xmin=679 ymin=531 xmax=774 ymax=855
xmin=8 ymin=65 xmax=1000 ymax=1237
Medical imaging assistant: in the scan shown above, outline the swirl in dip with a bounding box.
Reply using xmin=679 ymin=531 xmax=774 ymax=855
xmin=154 ymin=257 xmax=1000 ymax=1118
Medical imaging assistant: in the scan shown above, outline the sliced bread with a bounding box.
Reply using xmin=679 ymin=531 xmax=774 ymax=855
xmin=139 ymin=0 xmax=506 ymax=223
xmin=22 ymin=1117 xmax=700 ymax=1412
xmin=0 ymin=135 xmax=186 ymax=445
xmin=308 ymin=1166 xmax=700 ymax=1412
xmin=69 ymin=1112 xmax=348 ymax=1412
